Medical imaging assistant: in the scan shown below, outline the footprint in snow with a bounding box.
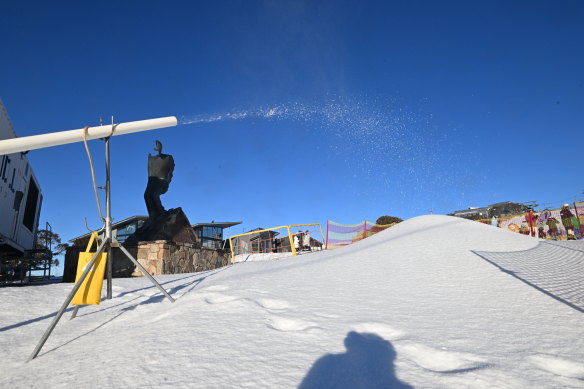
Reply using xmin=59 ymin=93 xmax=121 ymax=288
xmin=254 ymin=298 xmax=290 ymax=310
xmin=149 ymin=311 xmax=173 ymax=323
xmin=204 ymin=293 xmax=241 ymax=304
xmin=267 ymin=315 xmax=319 ymax=332
xmin=200 ymin=285 xmax=230 ymax=292
xmin=312 ymin=312 xmax=340 ymax=319
xmin=398 ymin=342 xmax=489 ymax=373
xmin=247 ymin=288 xmax=269 ymax=294
xmin=351 ymin=322 xmax=406 ymax=341
xmin=202 ymin=292 xmax=290 ymax=313
xmin=528 ymin=354 xmax=584 ymax=380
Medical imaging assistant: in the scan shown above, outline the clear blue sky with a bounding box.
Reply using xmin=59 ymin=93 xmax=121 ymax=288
xmin=1 ymin=1 xmax=583 ymax=264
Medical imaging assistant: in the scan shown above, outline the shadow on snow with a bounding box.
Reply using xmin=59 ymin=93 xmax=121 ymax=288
xmin=300 ymin=331 xmax=412 ymax=389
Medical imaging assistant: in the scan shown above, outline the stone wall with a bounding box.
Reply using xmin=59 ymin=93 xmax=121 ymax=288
xmin=63 ymin=240 xmax=230 ymax=281
xmin=128 ymin=241 xmax=230 ymax=276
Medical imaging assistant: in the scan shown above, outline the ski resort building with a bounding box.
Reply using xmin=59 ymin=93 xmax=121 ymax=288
xmin=63 ymin=217 xmax=241 ymax=281
xmin=192 ymin=221 xmax=242 ymax=249
xmin=450 ymin=201 xmax=531 ymax=220
xmin=0 ymin=100 xmax=43 ymax=259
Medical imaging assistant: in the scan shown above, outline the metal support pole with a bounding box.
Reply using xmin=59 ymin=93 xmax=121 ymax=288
xmin=229 ymin=237 xmax=235 ymax=264
xmin=325 ymin=220 xmax=329 ymax=250
xmin=117 ymin=243 xmax=175 ymax=303
xmin=105 ymin=133 xmax=113 ymax=300
xmin=287 ymin=227 xmax=297 ymax=257
xmin=574 ymin=202 xmax=582 ymax=239
xmin=28 ymin=239 xmax=108 ymax=361
xmin=70 ymin=306 xmax=80 ymax=320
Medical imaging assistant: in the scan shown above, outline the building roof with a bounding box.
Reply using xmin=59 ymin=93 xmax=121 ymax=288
xmin=191 ymin=222 xmax=242 ymax=229
xmin=451 ymin=207 xmax=489 ymax=216
xmin=247 ymin=228 xmax=279 ymax=240
xmin=0 ymin=100 xmax=17 ymax=140
xmin=69 ymin=215 xmax=148 ymax=242
xmin=70 ymin=218 xmax=242 ymax=243
xmin=489 ymin=201 xmax=529 ymax=208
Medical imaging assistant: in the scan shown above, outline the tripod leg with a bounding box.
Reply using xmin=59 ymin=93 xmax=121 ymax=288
xmin=70 ymin=306 xmax=80 ymax=320
xmin=117 ymin=243 xmax=175 ymax=303
xmin=28 ymin=239 xmax=108 ymax=362
xmin=106 ymin=245 xmax=113 ymax=299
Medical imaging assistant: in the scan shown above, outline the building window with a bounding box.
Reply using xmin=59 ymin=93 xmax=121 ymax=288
xmin=9 ymin=168 xmax=16 ymax=192
xmin=23 ymin=178 xmax=40 ymax=232
xmin=115 ymin=220 xmax=145 ymax=243
xmin=202 ymin=239 xmax=222 ymax=249
xmin=1 ymin=156 xmax=9 ymax=182
xmin=201 ymin=226 xmax=222 ymax=240
xmin=0 ymin=156 xmax=6 ymax=181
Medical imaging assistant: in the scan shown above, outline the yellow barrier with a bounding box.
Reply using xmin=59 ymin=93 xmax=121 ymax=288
xmin=290 ymin=223 xmax=326 ymax=249
xmin=72 ymin=232 xmax=108 ymax=306
xmin=228 ymin=223 xmax=323 ymax=263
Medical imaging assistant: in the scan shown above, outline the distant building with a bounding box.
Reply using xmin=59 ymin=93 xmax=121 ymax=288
xmin=68 ymin=215 xmax=149 ymax=248
xmin=488 ymin=201 xmax=532 ymax=217
xmin=68 ymin=217 xmax=241 ymax=249
xmin=450 ymin=201 xmax=532 ymax=220
xmin=231 ymin=228 xmax=324 ymax=257
xmin=450 ymin=206 xmax=491 ymax=220
xmin=192 ymin=221 xmax=242 ymax=249
xmin=64 ymin=217 xmax=241 ymax=281
xmin=0 ymin=100 xmax=43 ymax=259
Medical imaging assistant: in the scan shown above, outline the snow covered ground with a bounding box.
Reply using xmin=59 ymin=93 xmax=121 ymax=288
xmin=1 ymin=215 xmax=583 ymax=388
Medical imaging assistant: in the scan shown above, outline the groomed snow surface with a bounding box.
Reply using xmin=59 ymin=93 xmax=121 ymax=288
xmin=1 ymin=215 xmax=583 ymax=388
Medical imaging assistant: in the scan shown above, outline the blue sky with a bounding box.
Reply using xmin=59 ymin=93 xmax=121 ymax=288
xmin=1 ymin=1 xmax=583 ymax=265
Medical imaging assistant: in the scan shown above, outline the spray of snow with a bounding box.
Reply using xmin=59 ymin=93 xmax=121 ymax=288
xmin=178 ymin=96 xmax=469 ymax=212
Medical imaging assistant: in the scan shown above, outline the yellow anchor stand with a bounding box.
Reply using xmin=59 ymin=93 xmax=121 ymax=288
xmin=72 ymin=232 xmax=107 ymax=306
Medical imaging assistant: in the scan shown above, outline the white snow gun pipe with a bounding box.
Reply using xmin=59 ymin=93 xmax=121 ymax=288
xmin=0 ymin=116 xmax=178 ymax=155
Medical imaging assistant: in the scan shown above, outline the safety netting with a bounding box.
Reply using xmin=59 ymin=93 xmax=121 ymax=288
xmin=229 ymin=224 xmax=325 ymax=263
xmin=479 ymin=202 xmax=584 ymax=240
xmin=325 ymin=220 xmax=396 ymax=249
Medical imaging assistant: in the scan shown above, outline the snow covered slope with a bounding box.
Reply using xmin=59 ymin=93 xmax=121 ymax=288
xmin=1 ymin=215 xmax=583 ymax=388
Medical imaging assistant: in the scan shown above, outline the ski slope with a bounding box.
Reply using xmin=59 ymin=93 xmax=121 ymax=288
xmin=1 ymin=215 xmax=583 ymax=388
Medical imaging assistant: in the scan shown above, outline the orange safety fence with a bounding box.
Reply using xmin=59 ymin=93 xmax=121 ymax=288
xmin=325 ymin=220 xmax=396 ymax=249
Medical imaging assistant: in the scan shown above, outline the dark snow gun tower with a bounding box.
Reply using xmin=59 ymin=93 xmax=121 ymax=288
xmin=0 ymin=116 xmax=178 ymax=361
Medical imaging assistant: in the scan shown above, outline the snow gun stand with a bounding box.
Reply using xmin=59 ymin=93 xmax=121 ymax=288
xmin=28 ymin=125 xmax=175 ymax=362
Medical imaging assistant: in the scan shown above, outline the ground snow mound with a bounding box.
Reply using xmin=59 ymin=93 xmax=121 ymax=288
xmin=332 ymin=214 xmax=538 ymax=259
xmin=1 ymin=215 xmax=581 ymax=389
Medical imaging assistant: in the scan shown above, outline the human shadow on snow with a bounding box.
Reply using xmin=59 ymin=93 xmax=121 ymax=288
xmin=299 ymin=331 xmax=413 ymax=389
